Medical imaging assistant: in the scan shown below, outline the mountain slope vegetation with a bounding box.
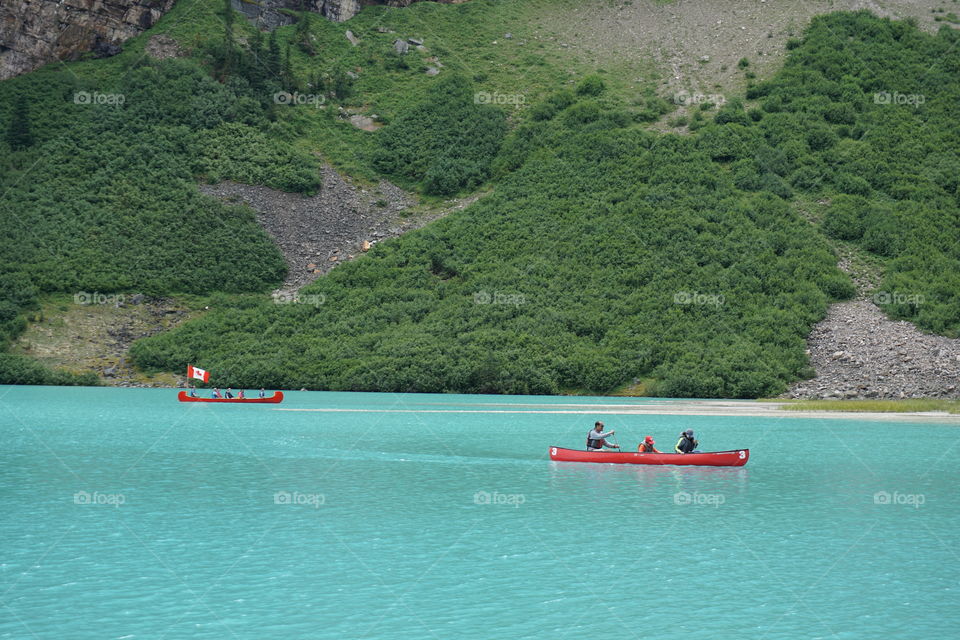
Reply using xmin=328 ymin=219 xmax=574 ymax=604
xmin=1 ymin=3 xmax=958 ymax=394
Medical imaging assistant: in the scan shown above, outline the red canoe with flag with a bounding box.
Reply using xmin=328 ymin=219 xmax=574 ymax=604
xmin=177 ymin=391 xmax=284 ymax=404
xmin=549 ymin=446 xmax=749 ymax=466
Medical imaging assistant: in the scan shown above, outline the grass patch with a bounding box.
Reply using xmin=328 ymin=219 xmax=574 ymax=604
xmin=610 ymin=378 xmax=659 ymax=397
xmin=782 ymin=399 xmax=960 ymax=414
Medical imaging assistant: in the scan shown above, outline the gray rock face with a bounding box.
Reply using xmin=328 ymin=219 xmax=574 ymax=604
xmin=0 ymin=0 xmax=470 ymax=79
xmin=393 ymin=38 xmax=409 ymax=54
xmin=319 ymin=0 xmax=362 ymax=22
xmin=0 ymin=0 xmax=177 ymax=80
xmin=230 ymin=0 xmax=298 ymax=30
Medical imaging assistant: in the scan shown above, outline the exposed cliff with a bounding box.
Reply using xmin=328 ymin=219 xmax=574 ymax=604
xmin=0 ymin=0 xmax=177 ymax=80
xmin=0 ymin=0 xmax=466 ymax=80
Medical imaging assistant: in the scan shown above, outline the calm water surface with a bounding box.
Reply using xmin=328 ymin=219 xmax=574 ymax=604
xmin=1 ymin=386 xmax=958 ymax=639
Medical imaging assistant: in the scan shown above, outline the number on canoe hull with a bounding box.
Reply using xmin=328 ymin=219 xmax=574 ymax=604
xmin=738 ymin=451 xmax=746 ymax=459
xmin=551 ymin=448 xmax=557 ymax=456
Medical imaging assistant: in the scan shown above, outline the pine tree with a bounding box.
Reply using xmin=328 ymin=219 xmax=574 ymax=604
xmin=248 ymin=30 xmax=267 ymax=91
xmin=282 ymin=42 xmax=295 ymax=91
xmin=267 ymin=32 xmax=282 ymax=81
xmin=295 ymin=10 xmax=315 ymax=56
xmin=221 ymin=0 xmax=236 ymax=76
xmin=6 ymin=94 xmax=34 ymax=151
xmin=333 ymin=70 xmax=352 ymax=101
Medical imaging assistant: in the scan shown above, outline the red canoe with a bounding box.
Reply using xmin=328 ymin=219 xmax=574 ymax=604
xmin=177 ymin=391 xmax=284 ymax=404
xmin=549 ymin=446 xmax=749 ymax=467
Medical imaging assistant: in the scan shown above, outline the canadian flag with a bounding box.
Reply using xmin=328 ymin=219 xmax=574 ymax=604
xmin=186 ymin=365 xmax=210 ymax=382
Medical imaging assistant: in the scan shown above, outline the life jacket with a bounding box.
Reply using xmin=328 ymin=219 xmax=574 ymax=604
xmin=638 ymin=443 xmax=656 ymax=452
xmin=675 ymin=436 xmax=696 ymax=453
xmin=586 ymin=433 xmax=605 ymax=449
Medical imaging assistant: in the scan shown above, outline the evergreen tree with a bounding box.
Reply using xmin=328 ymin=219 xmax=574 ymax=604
xmin=221 ymin=0 xmax=236 ymax=76
xmin=282 ymin=42 xmax=295 ymax=91
xmin=267 ymin=32 xmax=282 ymax=81
xmin=296 ymin=10 xmax=315 ymax=56
xmin=5 ymin=94 xmax=33 ymax=151
xmin=332 ymin=70 xmax=352 ymax=101
xmin=248 ymin=30 xmax=267 ymax=91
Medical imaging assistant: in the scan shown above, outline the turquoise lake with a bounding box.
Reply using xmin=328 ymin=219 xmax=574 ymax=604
xmin=1 ymin=386 xmax=958 ymax=639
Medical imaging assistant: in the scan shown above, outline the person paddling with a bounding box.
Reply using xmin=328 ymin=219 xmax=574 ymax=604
xmin=188 ymin=385 xmax=198 ymax=398
xmin=237 ymin=389 xmax=245 ymax=399
xmin=258 ymin=388 xmax=266 ymax=398
xmin=212 ymin=387 xmax=222 ymax=399
xmin=638 ymin=436 xmax=660 ymax=453
xmin=674 ymin=429 xmax=699 ymax=454
xmin=586 ymin=421 xmax=619 ymax=451
xmin=224 ymin=387 xmax=234 ymax=399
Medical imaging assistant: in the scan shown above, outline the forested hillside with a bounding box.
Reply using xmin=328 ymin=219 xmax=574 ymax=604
xmin=1 ymin=2 xmax=958 ymax=395
xmin=750 ymin=15 xmax=960 ymax=336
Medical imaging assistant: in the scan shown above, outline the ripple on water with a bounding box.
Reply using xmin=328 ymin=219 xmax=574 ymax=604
xmin=1 ymin=387 xmax=958 ymax=639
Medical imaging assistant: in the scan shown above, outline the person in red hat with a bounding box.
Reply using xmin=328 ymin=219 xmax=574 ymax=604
xmin=638 ymin=436 xmax=660 ymax=453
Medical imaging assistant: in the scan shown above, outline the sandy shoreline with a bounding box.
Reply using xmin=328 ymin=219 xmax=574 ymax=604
xmin=275 ymin=399 xmax=960 ymax=423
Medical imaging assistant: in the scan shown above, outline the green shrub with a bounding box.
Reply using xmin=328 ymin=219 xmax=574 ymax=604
xmin=821 ymin=195 xmax=868 ymax=241
xmin=575 ymin=74 xmax=605 ymax=96
xmin=372 ymin=74 xmax=507 ymax=194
